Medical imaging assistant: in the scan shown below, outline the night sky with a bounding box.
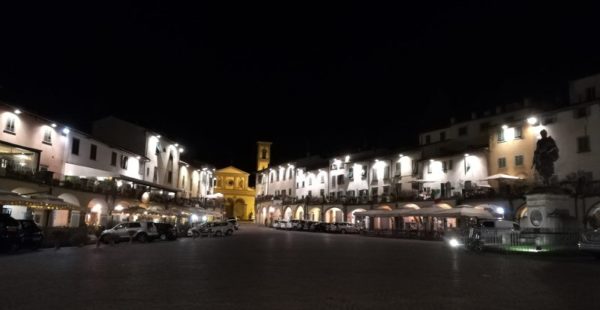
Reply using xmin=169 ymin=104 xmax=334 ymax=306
xmin=1 ymin=1 xmax=600 ymax=173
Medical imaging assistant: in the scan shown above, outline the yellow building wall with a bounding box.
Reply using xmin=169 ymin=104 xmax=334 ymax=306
xmin=214 ymin=166 xmax=256 ymax=220
xmin=488 ymin=122 xmax=539 ymax=188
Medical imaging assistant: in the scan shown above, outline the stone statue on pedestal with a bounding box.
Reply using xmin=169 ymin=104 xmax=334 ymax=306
xmin=532 ymin=129 xmax=559 ymax=186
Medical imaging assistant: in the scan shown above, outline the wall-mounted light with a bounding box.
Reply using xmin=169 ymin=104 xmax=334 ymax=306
xmin=62 ymin=127 xmax=70 ymax=135
xmin=464 ymin=153 xmax=470 ymax=157
xmin=156 ymin=135 xmax=161 ymax=139
xmin=51 ymin=123 xmax=57 ymax=128
xmin=136 ymin=156 xmax=141 ymax=160
xmin=345 ymin=155 xmax=350 ymax=162
xmin=179 ymin=148 xmax=184 ymax=153
xmin=14 ymin=109 xmax=21 ymax=115
xmin=502 ymin=124 xmax=508 ymax=130
xmin=527 ymin=116 xmax=538 ymax=125
xmin=174 ymin=143 xmax=179 ymax=147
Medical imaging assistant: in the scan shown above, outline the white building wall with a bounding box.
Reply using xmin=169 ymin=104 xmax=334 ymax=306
xmin=64 ymin=131 xmax=143 ymax=180
xmin=569 ymin=73 xmax=600 ymax=104
xmin=295 ymin=169 xmax=328 ymax=198
xmin=542 ymin=103 xmax=600 ymax=181
xmin=0 ymin=106 xmax=67 ymax=179
xmin=145 ymin=134 xmax=181 ymax=189
xmin=421 ymin=151 xmax=489 ymax=196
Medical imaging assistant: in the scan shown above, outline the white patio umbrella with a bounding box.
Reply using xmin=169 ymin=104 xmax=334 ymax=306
xmin=481 ymin=174 xmax=522 ymax=180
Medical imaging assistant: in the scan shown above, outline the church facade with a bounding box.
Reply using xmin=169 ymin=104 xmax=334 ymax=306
xmin=214 ymin=166 xmax=256 ymax=220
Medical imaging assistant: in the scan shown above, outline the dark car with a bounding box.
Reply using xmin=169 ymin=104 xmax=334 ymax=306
xmin=155 ymin=223 xmax=177 ymax=241
xmin=227 ymin=218 xmax=239 ymax=230
xmin=1 ymin=214 xmax=21 ymax=252
xmin=18 ymin=220 xmax=44 ymax=249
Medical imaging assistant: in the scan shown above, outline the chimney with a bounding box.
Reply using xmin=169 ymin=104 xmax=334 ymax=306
xmin=471 ymin=112 xmax=477 ymax=120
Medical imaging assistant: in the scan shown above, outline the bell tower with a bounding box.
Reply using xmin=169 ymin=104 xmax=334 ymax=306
xmin=257 ymin=141 xmax=272 ymax=171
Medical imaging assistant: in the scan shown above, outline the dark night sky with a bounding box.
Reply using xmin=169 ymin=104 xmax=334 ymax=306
xmin=1 ymin=1 xmax=600 ymax=173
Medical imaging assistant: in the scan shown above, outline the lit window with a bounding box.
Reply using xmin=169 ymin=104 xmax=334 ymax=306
xmin=515 ymin=155 xmax=524 ymax=166
xmin=4 ymin=116 xmax=15 ymax=133
xmin=43 ymin=128 xmax=52 ymax=144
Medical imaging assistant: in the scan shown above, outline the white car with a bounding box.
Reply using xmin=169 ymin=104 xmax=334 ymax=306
xmin=332 ymin=222 xmax=359 ymax=234
xmin=188 ymin=221 xmax=234 ymax=237
xmin=279 ymin=220 xmax=292 ymax=230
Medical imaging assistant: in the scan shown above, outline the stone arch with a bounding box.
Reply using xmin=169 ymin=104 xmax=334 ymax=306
xmin=325 ymin=207 xmax=344 ymax=223
xmin=86 ymin=198 xmax=109 ymax=226
xmin=402 ymin=203 xmax=420 ymax=209
xmin=586 ymin=202 xmax=600 ymax=229
xmin=295 ymin=206 xmax=304 ymax=220
xmin=373 ymin=205 xmax=392 ymax=230
xmin=348 ymin=208 xmax=367 ymax=223
xmin=234 ymin=198 xmax=247 ymax=220
xmin=283 ymin=206 xmax=293 ymax=220
xmin=308 ymin=207 xmax=321 ymax=221
xmin=515 ymin=203 xmax=528 ymax=220
xmin=225 ymin=198 xmax=235 ymax=218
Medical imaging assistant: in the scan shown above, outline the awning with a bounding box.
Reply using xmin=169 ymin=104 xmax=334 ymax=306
xmin=1 ymin=192 xmax=84 ymax=212
xmin=481 ymin=174 xmax=522 ymax=181
xmin=117 ymin=175 xmax=181 ymax=192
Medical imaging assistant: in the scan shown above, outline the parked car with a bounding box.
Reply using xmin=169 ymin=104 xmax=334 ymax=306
xmin=187 ymin=222 xmax=208 ymax=237
xmin=155 ymin=223 xmax=177 ymax=241
xmin=190 ymin=221 xmax=234 ymax=237
xmin=278 ymin=220 xmax=292 ymax=230
xmin=332 ymin=222 xmax=359 ymax=234
xmin=272 ymin=220 xmax=281 ymax=229
xmin=0 ymin=214 xmax=20 ymax=252
xmin=100 ymin=222 xmax=159 ymax=243
xmin=227 ymin=218 xmax=239 ymax=230
xmin=18 ymin=219 xmax=44 ymax=249
xmin=579 ymin=229 xmax=600 ymax=258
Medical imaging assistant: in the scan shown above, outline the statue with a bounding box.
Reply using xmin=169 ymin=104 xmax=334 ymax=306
xmin=532 ymin=129 xmax=559 ymax=186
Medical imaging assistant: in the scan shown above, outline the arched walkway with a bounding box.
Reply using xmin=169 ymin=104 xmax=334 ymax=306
xmin=325 ymin=207 xmax=344 ymax=223
xmin=86 ymin=198 xmax=109 ymax=226
xmin=283 ymin=207 xmax=293 ymax=220
xmin=587 ymin=203 xmax=600 ymax=229
xmin=234 ymin=198 xmax=247 ymax=220
xmin=295 ymin=206 xmax=304 ymax=220
xmin=348 ymin=208 xmax=367 ymax=223
xmin=308 ymin=207 xmax=321 ymax=221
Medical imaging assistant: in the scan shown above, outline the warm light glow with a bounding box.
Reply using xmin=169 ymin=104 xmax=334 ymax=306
xmin=51 ymin=123 xmax=57 ymax=128
xmin=429 ymin=159 xmax=434 ymax=162
xmin=345 ymin=155 xmax=350 ymax=162
xmin=449 ymin=238 xmax=460 ymax=248
xmin=174 ymin=143 xmax=179 ymax=147
xmin=114 ymin=205 xmax=124 ymax=211
xmin=91 ymin=204 xmax=102 ymax=213
xmin=527 ymin=117 xmax=538 ymax=125
xmin=191 ymin=214 xmax=199 ymax=222
xmin=465 ymin=153 xmax=470 ymax=157
xmin=179 ymin=148 xmax=184 ymax=153
xmin=62 ymin=127 xmax=70 ymax=134
xmin=502 ymin=124 xmax=508 ymax=130
xmin=116 ymin=180 xmax=123 ymax=188
xmin=496 ymin=207 xmax=505 ymax=215
xmin=156 ymin=135 xmax=161 ymax=139
xmin=14 ymin=109 xmax=21 ymax=115
xmin=136 ymin=156 xmax=141 ymax=160
xmin=201 ymin=215 xmax=207 ymax=221
xmin=399 ymin=154 xmax=404 ymax=158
